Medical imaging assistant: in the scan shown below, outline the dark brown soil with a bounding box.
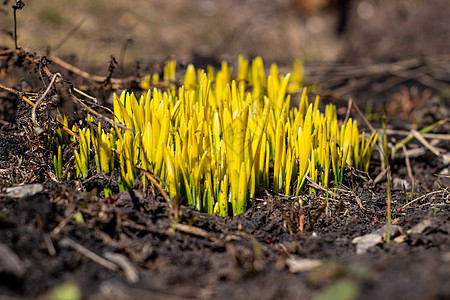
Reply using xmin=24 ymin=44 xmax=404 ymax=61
xmin=1 ymin=53 xmax=449 ymax=300
xmin=0 ymin=151 xmax=449 ymax=299
xmin=1 ymin=1 xmax=450 ymax=299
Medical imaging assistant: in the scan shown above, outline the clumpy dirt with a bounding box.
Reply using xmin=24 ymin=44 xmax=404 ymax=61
xmin=0 ymin=169 xmax=449 ymax=299
xmin=0 ymin=52 xmax=449 ymax=300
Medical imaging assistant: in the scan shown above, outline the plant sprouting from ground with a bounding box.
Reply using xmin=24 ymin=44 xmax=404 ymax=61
xmin=53 ymin=145 xmax=63 ymax=181
xmin=74 ymin=56 xmax=377 ymax=216
xmin=74 ymin=127 xmax=91 ymax=180
xmin=52 ymin=113 xmax=71 ymax=181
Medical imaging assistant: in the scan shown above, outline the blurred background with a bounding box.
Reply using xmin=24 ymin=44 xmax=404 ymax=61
xmin=1 ymin=0 xmax=449 ymax=71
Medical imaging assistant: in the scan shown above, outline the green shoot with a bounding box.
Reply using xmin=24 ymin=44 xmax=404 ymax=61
xmin=402 ymin=184 xmax=409 ymax=207
xmin=72 ymin=57 xmax=378 ymax=216
xmin=53 ymin=145 xmax=63 ymax=181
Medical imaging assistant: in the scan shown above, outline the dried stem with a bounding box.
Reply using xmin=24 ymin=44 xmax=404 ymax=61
xmin=401 ymin=144 xmax=415 ymax=203
xmin=59 ymin=237 xmax=118 ymax=271
xmin=411 ymin=129 xmax=450 ymax=161
xmin=382 ymin=116 xmax=392 ymax=243
xmin=392 ymin=118 xmax=449 ymax=159
xmin=12 ymin=1 xmax=25 ymax=49
xmin=0 ymin=83 xmax=35 ymax=106
xmin=400 ymin=189 xmax=447 ymax=209
xmin=70 ymin=92 xmax=134 ymax=132
xmin=31 ymin=73 xmax=62 ymax=134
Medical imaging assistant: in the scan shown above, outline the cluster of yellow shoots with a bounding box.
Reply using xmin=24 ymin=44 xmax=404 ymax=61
xmin=73 ymin=56 xmax=377 ymax=216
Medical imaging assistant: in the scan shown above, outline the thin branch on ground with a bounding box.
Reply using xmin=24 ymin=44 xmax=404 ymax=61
xmin=342 ymin=97 xmax=352 ymax=126
xmin=70 ymin=92 xmax=134 ymax=132
xmin=411 ymin=129 xmax=450 ymax=161
xmin=304 ymin=175 xmax=339 ymax=198
xmin=382 ymin=129 xmax=450 ymax=141
xmin=31 ymin=72 xmax=61 ymax=134
xmin=0 ymin=83 xmax=35 ymax=106
xmin=392 ymin=118 xmax=449 ymax=159
xmin=401 ymin=145 xmax=414 ymax=182
xmin=400 ymin=189 xmax=447 ymax=209
xmin=352 ymin=100 xmax=377 ymax=133
xmin=136 ymin=166 xmax=174 ymax=213
xmin=49 ymin=54 xmax=133 ymax=87
xmin=59 ymin=237 xmax=119 ymax=271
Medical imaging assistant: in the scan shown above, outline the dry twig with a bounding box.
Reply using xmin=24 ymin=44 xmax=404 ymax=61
xmin=400 ymin=190 xmax=446 ymax=209
xmin=0 ymin=83 xmax=35 ymax=106
xmin=411 ymin=129 xmax=450 ymax=161
xmin=59 ymin=237 xmax=119 ymax=271
xmin=172 ymin=223 xmax=213 ymax=240
xmin=31 ymin=72 xmax=61 ymax=134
